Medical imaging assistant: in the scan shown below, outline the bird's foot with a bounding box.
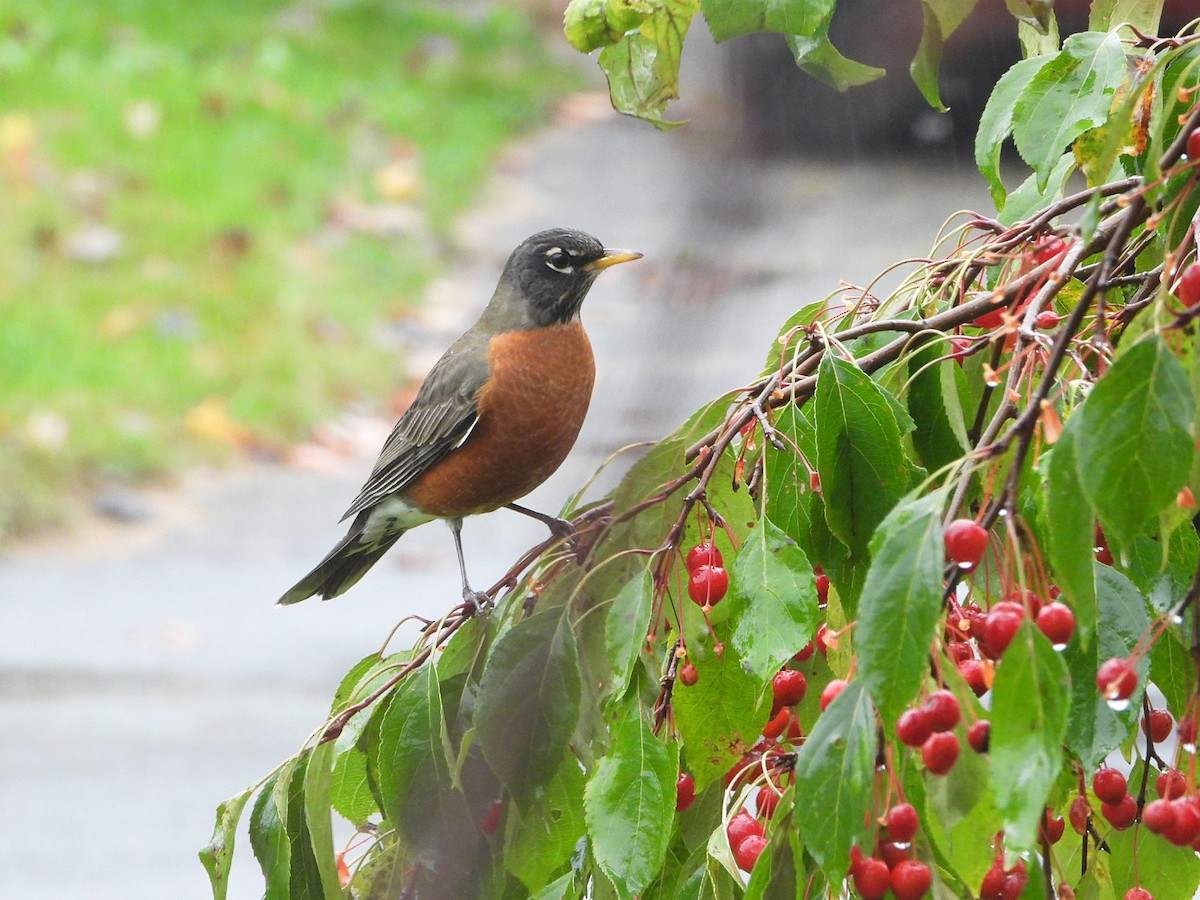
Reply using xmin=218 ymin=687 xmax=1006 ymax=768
xmin=462 ymin=587 xmax=493 ymax=616
xmin=546 ymin=516 xmax=577 ymax=543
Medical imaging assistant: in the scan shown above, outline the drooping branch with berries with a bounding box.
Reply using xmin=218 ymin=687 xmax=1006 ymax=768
xmin=202 ymin=7 xmax=1200 ymax=900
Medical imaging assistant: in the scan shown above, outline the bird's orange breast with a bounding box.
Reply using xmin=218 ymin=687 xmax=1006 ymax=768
xmin=404 ymin=322 xmax=596 ymax=517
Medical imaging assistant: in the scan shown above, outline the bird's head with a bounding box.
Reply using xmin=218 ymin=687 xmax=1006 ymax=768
xmin=490 ymin=228 xmax=642 ymax=329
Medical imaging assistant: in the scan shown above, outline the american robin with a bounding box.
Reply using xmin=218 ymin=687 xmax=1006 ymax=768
xmin=278 ymin=228 xmax=641 ymax=606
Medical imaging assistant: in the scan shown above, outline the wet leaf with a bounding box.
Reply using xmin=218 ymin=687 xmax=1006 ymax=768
xmin=585 ymin=712 xmax=678 ymax=898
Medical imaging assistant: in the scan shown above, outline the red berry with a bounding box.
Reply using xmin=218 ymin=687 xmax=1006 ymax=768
xmin=480 ymin=797 xmax=503 ymax=834
xmin=973 ymin=306 xmax=1007 ymax=329
xmin=1033 ymin=235 xmax=1067 ymax=266
xmin=944 ymin=519 xmax=990 ymax=568
xmin=815 ymin=623 xmax=831 ymax=655
xmin=784 ymin=714 xmax=803 ymax=743
xmin=1176 ymin=261 xmax=1200 ymax=308
xmin=852 ymin=856 xmax=891 ymax=900
xmin=921 ymin=732 xmax=960 ymax=775
xmin=891 ymin=860 xmax=932 ymax=900
xmin=1178 ymin=713 xmax=1198 ymax=747
xmin=757 ymin=787 xmax=782 ymax=819
xmin=1039 ymin=807 xmax=1066 ymax=844
xmin=772 ymin=669 xmax=807 ymax=707
xmin=820 ymin=679 xmax=847 ymax=711
xmin=1187 ymin=128 xmax=1200 ymax=160
xmin=679 ymin=662 xmax=699 ymax=686
xmin=950 ymin=337 xmax=973 ymax=363
xmin=897 ymin=708 xmax=933 ymax=748
xmin=848 ymin=844 xmax=864 ymax=877
xmin=726 ymin=810 xmax=764 ymax=849
xmin=1036 ymin=602 xmax=1075 ymax=647
xmin=1096 ymin=658 xmax=1137 ymax=702
xmin=1091 ymin=768 xmax=1128 ymax=804
xmin=1035 ymin=309 xmax=1061 ymax=329
xmin=724 ymin=752 xmax=761 ymax=789
xmin=1156 ymin=768 xmax=1187 ymax=800
xmin=793 ymin=641 xmax=816 ymax=663
xmin=1142 ymin=798 xmax=1176 ymax=834
xmin=967 ymin=720 xmax=990 ymax=753
xmin=763 ymin=706 xmax=791 ymax=740
xmin=675 ymin=772 xmax=696 ymax=812
xmin=885 ymin=802 xmax=919 ymax=844
xmin=877 ymin=839 xmax=911 ymax=869
xmin=1101 ymin=794 xmax=1137 ymax=830
xmin=945 ymin=641 xmax=972 ymax=664
xmin=686 ymin=542 xmax=723 ymax=573
xmin=980 ymin=859 xmax=1027 ymax=900
xmin=734 ymin=834 xmax=768 ymax=872
xmin=1125 ymin=889 xmax=1153 ymax=900
xmin=1096 ymin=545 xmax=1114 ymax=565
xmin=1069 ymin=796 xmax=1091 ymax=835
xmin=923 ymin=689 xmax=961 ymax=733
xmin=1165 ymin=798 xmax=1200 ymax=845
xmin=984 ymin=604 xmax=1025 ymax=658
xmin=687 ymin=564 xmax=728 ymax=608
xmin=959 ymin=659 xmax=988 ymax=696
xmin=1142 ymin=709 xmax=1173 ymax=743
xmin=815 ymin=572 xmax=830 ymax=605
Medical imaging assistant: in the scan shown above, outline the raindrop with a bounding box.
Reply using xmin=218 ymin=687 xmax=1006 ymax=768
xmin=1052 ymin=642 xmax=1067 ymax=652
xmin=1106 ymin=698 xmax=1131 ymax=712
xmin=956 ymin=561 xmax=974 ymax=571
xmin=1173 ymin=613 xmax=1185 ymax=625
xmin=1185 ymin=741 xmax=1198 ymax=754
xmin=892 ymin=840 xmax=912 ymax=850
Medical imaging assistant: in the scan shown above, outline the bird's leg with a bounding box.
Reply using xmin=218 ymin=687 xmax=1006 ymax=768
xmin=448 ymin=517 xmax=491 ymax=613
xmin=506 ymin=502 xmax=575 ymax=541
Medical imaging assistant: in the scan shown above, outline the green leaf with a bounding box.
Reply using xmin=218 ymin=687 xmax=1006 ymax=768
xmin=250 ymin=768 xmax=292 ymax=900
xmin=565 ymin=0 xmax=656 ymax=53
xmin=975 ymin=55 xmax=1052 ymax=212
xmin=597 ymin=0 xmax=700 ymax=129
xmin=906 ymin=347 xmax=970 ymax=475
xmin=1150 ymin=623 xmax=1196 ymax=723
xmin=1012 ymin=31 xmax=1127 ymax=190
xmin=999 ymin=152 xmax=1075 ymax=224
xmin=199 ymin=787 xmax=254 ymax=900
xmin=1073 ymin=336 xmax=1195 ymax=559
xmin=584 ymin=712 xmax=678 ymax=898
xmin=701 ymin=0 xmax=834 ymax=42
xmin=813 ymin=353 xmax=912 ymax=560
xmin=787 ymin=33 xmax=885 ymax=91
xmin=922 ymin=739 xmax=1002 ymax=891
xmin=910 ymin=0 xmax=981 ymax=111
xmin=1042 ymin=432 xmax=1097 ymax=648
xmin=856 ymin=489 xmax=946 ymax=725
xmin=301 ymin=742 xmax=340 ymax=900
xmin=370 ymin=663 xmax=450 ymax=841
xmin=607 ymin=567 xmax=655 ymax=697
xmin=508 ymin=756 xmax=588 ymax=893
xmin=476 ymin=607 xmax=582 ymax=803
xmin=330 ymin=747 xmax=376 ymax=827
xmin=792 ymin=679 xmax=876 ymax=882
xmin=1006 ymin=0 xmax=1054 ymax=31
xmin=990 ymin=621 xmax=1070 ymax=853
xmin=730 ymin=517 xmax=818 ymax=680
xmin=1063 ymin=564 xmax=1150 ymax=769
xmin=673 ymin=642 xmax=769 ymax=791
xmin=1088 ymin=0 xmax=1164 ymax=32
xmin=1106 ymin=823 xmax=1200 ymax=899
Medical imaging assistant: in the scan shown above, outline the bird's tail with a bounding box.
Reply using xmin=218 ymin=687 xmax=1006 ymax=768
xmin=277 ymin=525 xmax=405 ymax=605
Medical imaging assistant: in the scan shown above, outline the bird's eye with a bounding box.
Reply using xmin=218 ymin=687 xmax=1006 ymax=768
xmin=544 ymin=248 xmax=573 ymax=274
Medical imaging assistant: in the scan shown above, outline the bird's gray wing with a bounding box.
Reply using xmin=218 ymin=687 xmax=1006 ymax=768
xmin=340 ymin=332 xmax=491 ymax=521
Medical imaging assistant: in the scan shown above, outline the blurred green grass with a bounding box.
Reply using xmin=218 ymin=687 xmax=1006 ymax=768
xmin=0 ymin=0 xmax=575 ymax=537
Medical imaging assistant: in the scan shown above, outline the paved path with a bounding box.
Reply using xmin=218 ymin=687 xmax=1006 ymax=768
xmin=0 ymin=46 xmax=989 ymax=899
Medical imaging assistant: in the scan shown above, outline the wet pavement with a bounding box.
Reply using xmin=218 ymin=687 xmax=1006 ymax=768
xmin=0 ymin=38 xmax=990 ymax=899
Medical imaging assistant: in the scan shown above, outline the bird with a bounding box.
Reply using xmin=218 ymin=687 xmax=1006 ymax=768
xmin=278 ymin=228 xmax=642 ymax=606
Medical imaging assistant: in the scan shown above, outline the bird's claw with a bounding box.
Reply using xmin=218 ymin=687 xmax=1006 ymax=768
xmin=462 ymin=588 xmax=493 ymax=616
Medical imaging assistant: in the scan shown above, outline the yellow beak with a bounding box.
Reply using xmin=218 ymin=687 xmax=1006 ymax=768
xmin=585 ymin=249 xmax=643 ymax=272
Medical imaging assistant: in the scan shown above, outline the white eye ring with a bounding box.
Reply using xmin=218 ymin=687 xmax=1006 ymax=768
xmin=544 ymin=247 xmax=574 ymax=274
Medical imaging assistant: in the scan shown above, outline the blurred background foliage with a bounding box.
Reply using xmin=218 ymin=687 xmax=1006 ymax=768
xmin=0 ymin=0 xmax=571 ymax=538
